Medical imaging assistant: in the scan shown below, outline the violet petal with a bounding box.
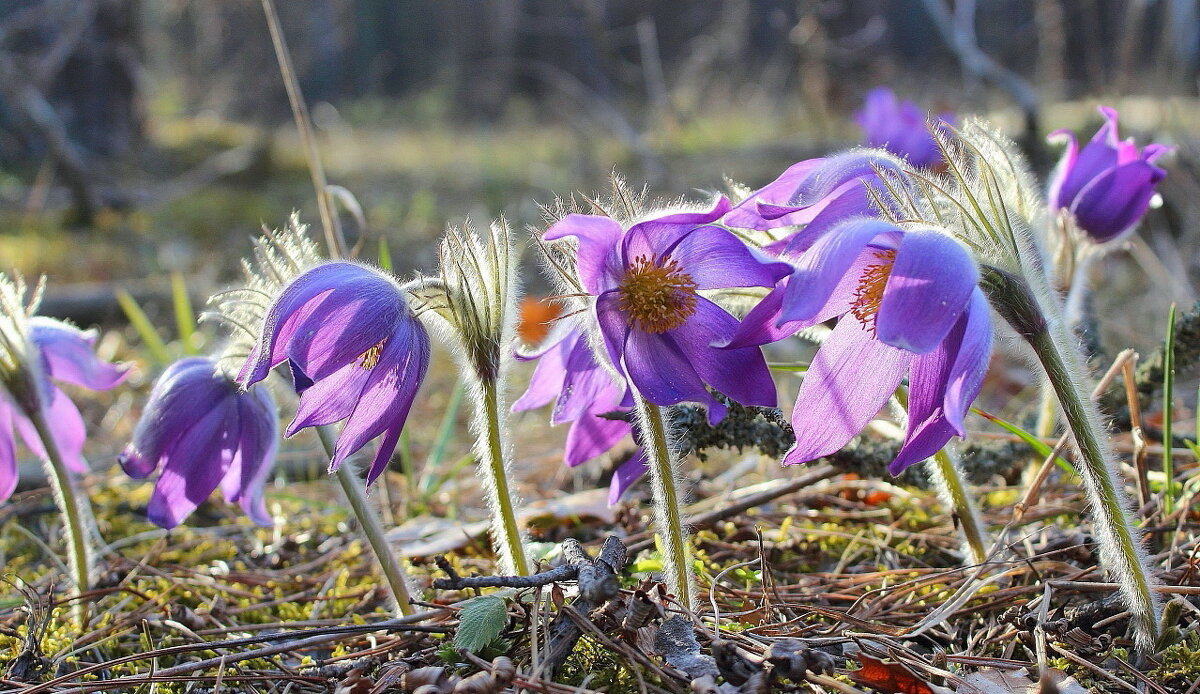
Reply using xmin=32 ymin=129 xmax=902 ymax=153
xmin=876 ymin=229 xmax=977 ymax=354
xmin=782 ymin=317 xmax=912 ymax=465
xmin=543 ymin=214 xmax=625 ymax=294
xmin=29 ymin=318 xmax=127 ymax=390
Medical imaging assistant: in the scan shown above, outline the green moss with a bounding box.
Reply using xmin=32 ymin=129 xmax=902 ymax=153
xmin=1149 ymin=633 xmax=1200 ymax=690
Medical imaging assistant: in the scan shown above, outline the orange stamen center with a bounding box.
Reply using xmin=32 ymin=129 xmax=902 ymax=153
xmin=849 ymin=249 xmax=897 ymax=331
xmin=618 ymin=255 xmax=698 ymax=333
xmin=360 ymin=340 xmax=386 ymax=369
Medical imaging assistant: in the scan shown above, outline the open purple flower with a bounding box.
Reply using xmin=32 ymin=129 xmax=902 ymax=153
xmin=724 ymin=217 xmax=991 ymax=475
xmin=544 ymin=198 xmax=790 ymax=421
xmin=239 ymin=262 xmax=430 ymax=483
xmin=513 ymin=324 xmax=646 ymax=503
xmin=855 ymin=87 xmax=951 ymax=169
xmin=0 ymin=319 xmax=127 ymax=502
xmin=722 ymin=151 xmax=907 ymax=254
xmin=120 ymin=357 xmax=278 ymax=528
xmin=1048 ymin=106 xmax=1171 ymax=243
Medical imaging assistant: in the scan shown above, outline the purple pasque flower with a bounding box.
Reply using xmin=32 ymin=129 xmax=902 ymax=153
xmin=239 ymin=262 xmax=431 ymax=484
xmin=722 ymin=151 xmax=907 ymax=253
xmin=544 ymin=197 xmax=791 ymax=421
xmin=855 ymin=87 xmax=952 ymax=169
xmin=1048 ymin=106 xmax=1171 ymax=243
xmin=723 ymin=217 xmax=992 ymax=475
xmin=513 ymin=324 xmax=646 ymax=504
xmin=0 ymin=318 xmax=127 ymax=502
xmin=120 ymin=357 xmax=278 ymax=528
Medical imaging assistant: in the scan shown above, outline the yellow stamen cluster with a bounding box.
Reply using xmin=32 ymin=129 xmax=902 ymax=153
xmin=360 ymin=340 xmax=386 ymax=369
xmin=850 ymin=248 xmax=898 ymax=331
xmin=618 ymin=255 xmax=698 ymax=334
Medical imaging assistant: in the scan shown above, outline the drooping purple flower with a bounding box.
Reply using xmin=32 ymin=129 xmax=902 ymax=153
xmin=513 ymin=324 xmax=646 ymax=503
xmin=723 ymin=217 xmax=991 ymax=475
xmin=855 ymin=87 xmax=952 ymax=169
xmin=0 ymin=318 xmax=128 ymax=502
xmin=544 ymin=198 xmax=791 ymax=421
xmin=239 ymin=262 xmax=431 ymax=483
xmin=1048 ymin=106 xmax=1172 ymax=243
xmin=722 ymin=151 xmax=907 ymax=256
xmin=120 ymin=357 xmax=278 ymax=528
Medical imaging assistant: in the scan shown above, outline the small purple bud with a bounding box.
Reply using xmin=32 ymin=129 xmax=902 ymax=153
xmin=1047 ymin=106 xmax=1171 ymax=243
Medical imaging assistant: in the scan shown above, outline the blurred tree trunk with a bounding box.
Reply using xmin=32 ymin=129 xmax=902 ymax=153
xmin=0 ymin=0 xmax=144 ymax=223
xmin=51 ymin=0 xmax=144 ymax=160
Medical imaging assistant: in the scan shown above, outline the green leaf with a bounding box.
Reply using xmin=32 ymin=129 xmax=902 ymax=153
xmin=116 ymin=289 xmax=171 ymax=366
xmin=378 ymin=236 xmax=393 ymax=273
xmin=1163 ymin=303 xmax=1178 ymax=514
xmin=170 ymin=272 xmax=198 ymax=355
xmin=453 ymin=595 xmax=508 ymax=653
xmin=973 ymin=407 xmax=1075 ymax=475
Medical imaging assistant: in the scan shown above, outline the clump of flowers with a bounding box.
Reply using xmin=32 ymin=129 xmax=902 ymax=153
xmin=120 ymin=356 xmax=278 ymax=528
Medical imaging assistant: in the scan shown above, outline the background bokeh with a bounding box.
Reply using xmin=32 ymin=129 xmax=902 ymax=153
xmin=0 ymin=0 xmax=1198 ymax=349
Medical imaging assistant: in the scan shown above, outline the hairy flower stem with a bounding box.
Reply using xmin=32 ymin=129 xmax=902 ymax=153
xmin=316 ymin=426 xmax=414 ymax=616
xmin=1028 ymin=324 xmax=1160 ymax=649
xmin=635 ymin=395 xmax=693 ymax=608
xmin=928 ymin=450 xmax=988 ymax=565
xmin=476 ymin=377 xmax=531 ymax=576
xmin=28 ymin=404 xmax=93 ymax=627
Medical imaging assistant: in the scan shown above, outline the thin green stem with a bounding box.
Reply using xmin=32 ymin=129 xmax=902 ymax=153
xmin=635 ymin=395 xmax=693 ymax=608
xmin=1029 ymin=325 xmax=1160 ymax=649
xmin=27 ymin=403 xmax=93 ymax=628
xmin=478 ymin=378 xmax=530 ymax=576
xmin=1162 ymin=303 xmax=1177 ymax=516
xmin=316 ymin=426 xmax=414 ymax=616
xmin=929 ymin=450 xmax=988 ymax=565
xmin=893 ymin=387 xmax=988 ymax=565
xmin=1026 ymin=381 xmax=1059 ymax=483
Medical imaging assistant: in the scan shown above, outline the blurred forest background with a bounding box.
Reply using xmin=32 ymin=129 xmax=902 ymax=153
xmin=1 ymin=0 xmax=1199 ymax=348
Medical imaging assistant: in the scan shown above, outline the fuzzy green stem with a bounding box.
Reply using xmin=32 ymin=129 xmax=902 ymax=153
xmin=929 ymin=450 xmax=988 ymax=565
xmin=27 ymin=404 xmax=93 ymax=627
xmin=478 ymin=377 xmax=530 ymax=576
xmin=316 ymin=426 xmax=414 ymax=616
xmin=635 ymin=395 xmax=693 ymax=608
xmin=1028 ymin=325 xmax=1160 ymax=649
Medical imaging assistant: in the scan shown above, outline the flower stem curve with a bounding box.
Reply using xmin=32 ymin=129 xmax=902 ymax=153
xmin=316 ymin=425 xmax=415 ymax=616
xmin=1029 ymin=322 xmax=1160 ymax=649
xmin=635 ymin=395 xmax=693 ymax=608
xmin=27 ymin=404 xmax=94 ymax=628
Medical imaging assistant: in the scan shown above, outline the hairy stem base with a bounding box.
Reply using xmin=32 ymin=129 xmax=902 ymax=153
xmin=1029 ymin=326 xmax=1160 ymax=650
xmin=635 ymin=396 xmax=694 ymax=608
xmin=29 ymin=406 xmax=94 ymax=628
xmin=478 ymin=378 xmax=530 ymax=576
